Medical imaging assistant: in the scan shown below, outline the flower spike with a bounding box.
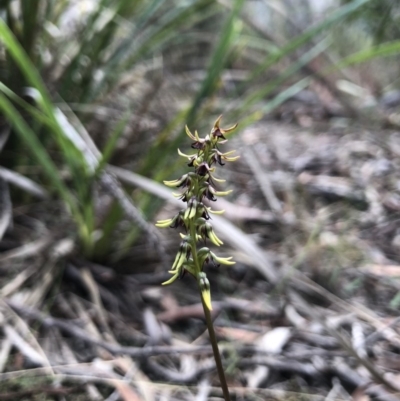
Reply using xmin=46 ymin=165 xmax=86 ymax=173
xmin=156 ymin=117 xmax=239 ymax=395
xmin=156 ymin=118 xmax=238 ymax=309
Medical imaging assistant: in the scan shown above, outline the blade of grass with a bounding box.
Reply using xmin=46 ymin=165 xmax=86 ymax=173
xmin=236 ymin=37 xmax=331 ymax=115
xmin=235 ymin=77 xmax=311 ymax=129
xmin=140 ymin=0 xmax=244 ymax=178
xmin=21 ymin=0 xmax=41 ymax=59
xmin=185 ymin=0 xmax=245 ymax=125
xmin=0 ymin=21 xmax=94 ymax=176
xmin=0 ymin=93 xmax=81 ymax=226
xmin=244 ymin=0 xmax=371 ymax=83
xmin=94 ymin=111 xmax=131 ymax=178
xmin=335 ymin=39 xmax=400 ymax=69
xmin=0 ymin=18 xmax=54 ymax=117
xmin=89 ymin=0 xmax=216 ymax=102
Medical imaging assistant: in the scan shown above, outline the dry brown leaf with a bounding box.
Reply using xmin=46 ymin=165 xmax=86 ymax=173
xmin=215 ymin=326 xmax=260 ymax=343
xmin=111 ymin=380 xmax=143 ymax=401
xmin=351 ymin=386 xmax=371 ymax=401
xmin=362 ymin=264 xmax=400 ymax=277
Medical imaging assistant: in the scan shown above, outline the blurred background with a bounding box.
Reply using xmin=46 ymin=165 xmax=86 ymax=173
xmin=1 ymin=0 xmax=400 ymax=399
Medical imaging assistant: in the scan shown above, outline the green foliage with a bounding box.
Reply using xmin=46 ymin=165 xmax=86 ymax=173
xmin=0 ymin=0 xmax=221 ymax=259
xmin=341 ymin=0 xmax=400 ymax=43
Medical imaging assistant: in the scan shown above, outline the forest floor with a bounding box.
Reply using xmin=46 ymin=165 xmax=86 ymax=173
xmin=1 ymin=112 xmax=400 ymax=400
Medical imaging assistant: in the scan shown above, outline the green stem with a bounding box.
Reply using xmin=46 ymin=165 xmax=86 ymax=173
xmin=189 ymin=222 xmax=231 ymax=401
xmin=198 ymin=284 xmax=231 ymax=401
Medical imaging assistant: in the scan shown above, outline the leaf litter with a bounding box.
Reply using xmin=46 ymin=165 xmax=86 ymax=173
xmin=2 ymin=115 xmax=400 ymax=400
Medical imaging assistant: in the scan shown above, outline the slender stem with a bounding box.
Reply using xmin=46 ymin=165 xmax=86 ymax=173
xmin=189 ymin=222 xmax=231 ymax=401
xmin=198 ymin=284 xmax=231 ymax=401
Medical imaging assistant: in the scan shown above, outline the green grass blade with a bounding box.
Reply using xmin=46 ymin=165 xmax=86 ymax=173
xmin=238 ymin=37 xmax=331 ymax=114
xmin=335 ymin=39 xmax=400 ymax=68
xmin=237 ymin=78 xmax=311 ymax=129
xmin=95 ymin=111 xmax=131 ymax=177
xmin=186 ymin=0 xmax=245 ymax=125
xmin=140 ymin=0 xmax=244 ymax=179
xmin=245 ymin=0 xmax=370 ymax=83
xmin=0 ymin=18 xmax=55 ymax=115
xmin=21 ymin=0 xmax=40 ymax=59
xmin=89 ymin=0 xmax=215 ymax=101
xmin=0 ymin=21 xmax=92 ymax=172
xmin=0 ymin=92 xmax=81 ymax=224
xmin=0 ymin=82 xmax=49 ymax=124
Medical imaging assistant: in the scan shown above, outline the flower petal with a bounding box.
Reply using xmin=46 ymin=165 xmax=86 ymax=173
xmin=207 ymin=227 xmax=223 ymax=246
xmin=214 ymin=189 xmax=233 ymax=196
xmin=177 ymin=148 xmax=196 ymax=158
xmin=207 ymin=207 xmax=225 ymax=215
xmin=172 ymin=250 xmax=186 ymax=270
xmin=211 ymin=252 xmax=236 ymax=265
xmin=155 ymin=219 xmax=173 ymax=228
xmin=221 ymin=123 xmax=238 ymax=134
xmin=162 ymin=271 xmax=180 ymax=285
xmin=185 ymin=125 xmax=197 ymax=141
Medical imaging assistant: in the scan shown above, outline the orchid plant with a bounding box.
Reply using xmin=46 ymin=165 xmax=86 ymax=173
xmin=156 ymin=116 xmax=239 ymax=400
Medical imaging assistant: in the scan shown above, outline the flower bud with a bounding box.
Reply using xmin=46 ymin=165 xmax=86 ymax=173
xmin=171 ymin=240 xmax=191 ymax=271
xmin=198 ymin=272 xmax=212 ymax=310
xmin=184 ymin=196 xmax=198 ymax=220
xmin=197 ymin=247 xmax=212 ymax=267
xmin=211 ymin=115 xmax=238 ymax=140
xmin=197 ymin=202 xmax=210 ymax=220
xmin=163 ymin=174 xmax=188 ymax=188
xmin=197 ymin=218 xmax=223 ymax=246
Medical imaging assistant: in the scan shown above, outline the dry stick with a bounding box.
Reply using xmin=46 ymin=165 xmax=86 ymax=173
xmin=0 ymin=178 xmax=12 ymax=241
xmin=99 ymin=172 xmax=169 ymax=269
xmin=289 ymin=290 xmax=400 ymax=395
xmin=6 ymin=300 xmax=212 ymax=358
xmin=243 ymin=146 xmax=282 ymax=216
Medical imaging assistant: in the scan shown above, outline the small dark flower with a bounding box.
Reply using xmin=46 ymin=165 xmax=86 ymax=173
xmin=196 ymin=218 xmax=223 ymax=246
xmin=188 ymin=156 xmax=196 ymax=167
xmin=200 ymin=183 xmax=232 ymax=201
xmin=210 ymin=149 xmax=239 ymax=166
xmin=156 ymin=210 xmax=184 ymax=228
xmin=201 ymin=184 xmax=217 ymax=201
xmin=210 ymin=115 xmax=238 ymax=140
xmin=170 ymin=211 xmax=186 ymax=229
xmin=197 ymin=247 xmax=235 ymax=269
xmin=211 ymin=152 xmax=224 ymax=166
xmin=197 ymin=202 xmax=210 ymax=220
xmin=191 ymin=140 xmax=206 ymax=150
xmin=196 ymin=162 xmax=211 ymax=176
xmin=174 ymin=239 xmax=191 ymax=265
